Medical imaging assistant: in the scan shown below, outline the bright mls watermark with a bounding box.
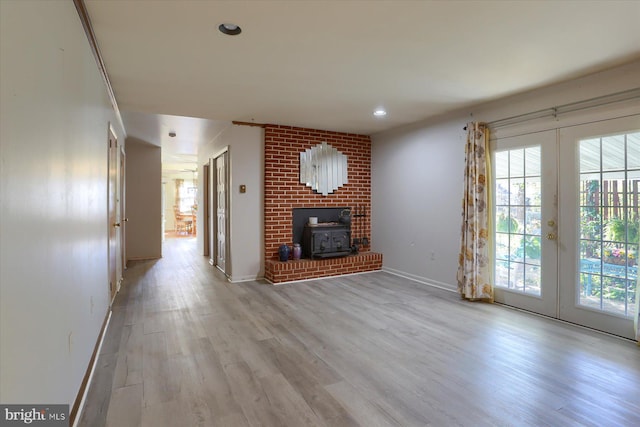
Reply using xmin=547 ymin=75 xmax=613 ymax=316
xmin=0 ymin=405 xmax=68 ymax=426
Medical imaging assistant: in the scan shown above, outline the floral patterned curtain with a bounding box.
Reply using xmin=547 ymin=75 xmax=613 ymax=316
xmin=457 ymin=122 xmax=493 ymax=301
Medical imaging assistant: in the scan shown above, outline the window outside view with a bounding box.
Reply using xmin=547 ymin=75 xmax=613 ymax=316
xmin=495 ymin=146 xmax=542 ymax=296
xmin=579 ymin=131 xmax=640 ymax=317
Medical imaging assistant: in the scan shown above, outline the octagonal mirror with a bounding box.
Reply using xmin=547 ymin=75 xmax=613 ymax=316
xmin=300 ymin=142 xmax=348 ymax=196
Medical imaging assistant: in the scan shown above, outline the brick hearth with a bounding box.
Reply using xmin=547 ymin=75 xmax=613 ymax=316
xmin=265 ymin=253 xmax=383 ymax=284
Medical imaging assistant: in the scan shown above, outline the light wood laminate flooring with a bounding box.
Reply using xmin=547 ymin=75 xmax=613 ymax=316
xmin=79 ymin=237 xmax=640 ymax=427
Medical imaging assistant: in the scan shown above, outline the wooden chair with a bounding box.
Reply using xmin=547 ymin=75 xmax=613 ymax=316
xmin=174 ymin=206 xmax=193 ymax=235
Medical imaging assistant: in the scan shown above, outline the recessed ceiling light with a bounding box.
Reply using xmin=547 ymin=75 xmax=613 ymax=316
xmin=373 ymin=109 xmax=387 ymax=117
xmin=219 ymin=23 xmax=242 ymax=36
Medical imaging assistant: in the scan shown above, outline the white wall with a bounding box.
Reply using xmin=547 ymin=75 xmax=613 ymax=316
xmin=125 ymin=138 xmax=162 ymax=260
xmin=198 ymin=124 xmax=264 ymax=282
xmin=372 ymin=60 xmax=640 ymax=290
xmin=372 ymin=119 xmax=466 ymax=289
xmin=0 ymin=0 xmax=125 ymax=405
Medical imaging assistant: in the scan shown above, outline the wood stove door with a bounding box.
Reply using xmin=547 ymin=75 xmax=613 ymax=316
xmin=313 ymin=231 xmax=331 ymax=254
xmin=331 ymin=230 xmax=350 ymax=252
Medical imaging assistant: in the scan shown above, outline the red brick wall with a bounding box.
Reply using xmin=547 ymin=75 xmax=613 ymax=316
xmin=264 ymin=124 xmax=372 ymax=260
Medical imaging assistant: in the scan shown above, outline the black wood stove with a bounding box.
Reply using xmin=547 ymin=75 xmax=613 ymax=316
xmin=302 ymin=223 xmax=351 ymax=259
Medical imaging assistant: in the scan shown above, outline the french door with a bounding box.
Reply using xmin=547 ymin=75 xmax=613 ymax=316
xmin=493 ymin=116 xmax=640 ymax=339
xmin=492 ymin=130 xmax=558 ymax=318
xmin=558 ymin=116 xmax=640 ymax=339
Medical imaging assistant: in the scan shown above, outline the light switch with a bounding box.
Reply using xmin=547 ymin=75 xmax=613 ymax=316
xmin=239 ymin=184 xmax=246 ymax=193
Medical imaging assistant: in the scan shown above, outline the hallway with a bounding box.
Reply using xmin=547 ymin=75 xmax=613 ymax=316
xmin=78 ymin=238 xmax=640 ymax=427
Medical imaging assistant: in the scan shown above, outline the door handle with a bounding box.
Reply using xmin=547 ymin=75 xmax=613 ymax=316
xmin=113 ymin=222 xmax=121 ymax=228
xmin=547 ymin=233 xmax=556 ymax=240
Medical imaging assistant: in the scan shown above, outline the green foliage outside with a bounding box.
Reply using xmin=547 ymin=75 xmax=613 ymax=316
xmin=516 ymin=236 xmax=541 ymax=260
xmin=604 ymin=216 xmax=640 ymax=244
xmin=496 ymin=213 xmax=518 ymax=233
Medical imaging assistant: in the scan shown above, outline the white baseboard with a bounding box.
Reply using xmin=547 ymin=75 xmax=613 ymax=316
xmin=382 ymin=267 xmax=457 ymax=293
xmin=265 ymin=269 xmax=379 ymax=286
xmin=72 ymin=310 xmax=112 ymax=427
xmin=228 ymin=274 xmax=264 ymax=283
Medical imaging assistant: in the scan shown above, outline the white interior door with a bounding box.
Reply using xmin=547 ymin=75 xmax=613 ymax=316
xmin=215 ymin=152 xmax=229 ymax=274
xmin=108 ymin=128 xmax=119 ymax=303
xmin=203 ymin=163 xmax=210 ymax=258
xmin=558 ymin=115 xmax=640 ymax=339
xmin=492 ymin=130 xmax=559 ymax=317
xmin=120 ymin=149 xmax=127 ymax=271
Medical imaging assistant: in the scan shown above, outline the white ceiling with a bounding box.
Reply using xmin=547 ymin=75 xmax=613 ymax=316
xmin=85 ymin=0 xmax=640 ymax=161
xmin=122 ymin=111 xmax=228 ymax=175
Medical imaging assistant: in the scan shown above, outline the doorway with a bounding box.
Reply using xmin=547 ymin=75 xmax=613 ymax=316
xmin=492 ymin=115 xmax=640 ymax=339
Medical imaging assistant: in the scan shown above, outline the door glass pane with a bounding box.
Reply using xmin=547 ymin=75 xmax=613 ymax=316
xmin=579 ymin=138 xmax=600 ymax=173
xmin=525 ymin=146 xmax=541 ymax=175
xmin=627 ymin=132 xmax=640 ymax=168
xmin=525 ymin=177 xmax=541 ymax=206
xmin=602 ymin=135 xmax=625 ymax=171
xmin=494 ymin=146 xmax=542 ymax=296
xmin=495 ymin=151 xmax=509 ymax=178
xmin=495 ymin=260 xmax=509 ymax=288
xmin=579 ymin=176 xmax=600 ymax=206
xmin=580 ymin=207 xmax=601 ymax=240
xmin=578 ymin=131 xmax=639 ymax=316
xmin=524 ymin=236 xmax=541 ymax=266
xmin=524 ymin=207 xmax=541 ymax=235
xmin=510 ymin=235 xmax=523 ymax=258
xmin=510 ymin=149 xmax=524 ymax=177
xmin=495 ymin=179 xmax=509 ymax=205
xmin=525 ymin=264 xmax=541 ymax=295
xmin=496 ymin=232 xmax=510 ymax=259
xmin=625 ymin=170 xmax=640 ymax=210
xmin=510 ymin=207 xmax=524 ymax=234
xmin=510 ymin=262 xmax=524 ymax=292
xmin=510 ymin=178 xmax=525 ymax=205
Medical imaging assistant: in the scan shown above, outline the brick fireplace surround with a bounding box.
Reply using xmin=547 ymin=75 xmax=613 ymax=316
xmin=264 ymin=124 xmax=382 ymax=283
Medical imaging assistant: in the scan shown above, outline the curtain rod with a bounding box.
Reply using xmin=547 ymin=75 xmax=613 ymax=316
xmin=464 ymin=87 xmax=640 ymax=130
